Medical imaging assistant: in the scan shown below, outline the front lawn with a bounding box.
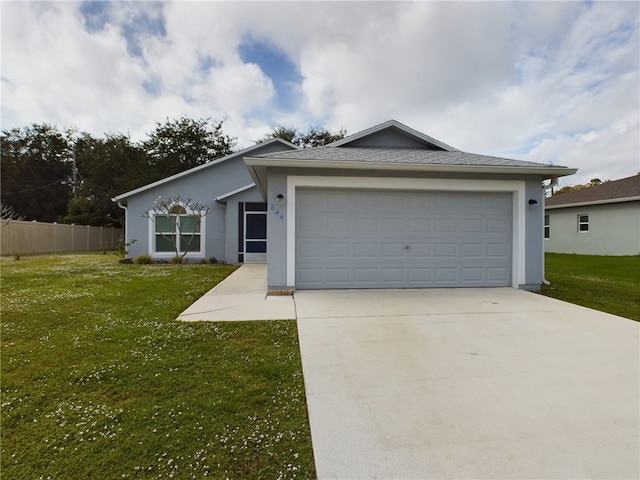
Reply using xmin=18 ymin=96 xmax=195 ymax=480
xmin=1 ymin=254 xmax=315 ymax=479
xmin=541 ymin=253 xmax=640 ymax=321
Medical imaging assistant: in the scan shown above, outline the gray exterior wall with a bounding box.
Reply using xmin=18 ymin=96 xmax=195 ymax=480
xmin=263 ymin=168 xmax=547 ymax=291
xmin=265 ymin=171 xmax=289 ymax=288
xmin=117 ymin=140 xmax=296 ymax=263
xmin=121 ymin=158 xmax=252 ymax=262
xmin=544 ymin=201 xmax=640 ymax=255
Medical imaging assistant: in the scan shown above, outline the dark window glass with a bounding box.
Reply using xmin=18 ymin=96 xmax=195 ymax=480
xmin=245 ymin=202 xmax=267 ymax=212
xmin=246 ymin=241 xmax=267 ymax=253
xmin=246 ymin=213 xmax=267 ymax=239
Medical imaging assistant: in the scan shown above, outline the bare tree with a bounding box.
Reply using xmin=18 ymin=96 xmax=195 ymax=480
xmin=142 ymin=195 xmax=213 ymax=263
xmin=1 ymin=204 xmax=24 ymax=227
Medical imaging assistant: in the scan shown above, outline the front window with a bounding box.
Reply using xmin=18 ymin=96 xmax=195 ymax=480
xmin=151 ymin=204 xmax=204 ymax=256
xmin=577 ymin=214 xmax=589 ymax=232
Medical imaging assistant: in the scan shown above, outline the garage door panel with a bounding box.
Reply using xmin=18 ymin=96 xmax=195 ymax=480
xmin=407 ymin=243 xmax=431 ymax=257
xmin=461 ymin=243 xmax=483 ymax=257
xmin=326 ymin=217 xmax=350 ymax=232
xmin=461 ymin=267 xmax=483 ymax=281
xmin=382 ymin=243 xmax=406 ymax=257
xmin=435 ymin=243 xmax=457 ymax=257
xmin=434 ymin=194 xmax=457 ymax=209
xmin=381 ymin=268 xmax=405 ymax=282
xmin=487 ymin=219 xmax=509 ymax=233
xmin=382 ymin=217 xmax=405 ymax=232
xmin=327 ymin=242 xmax=350 ymax=257
xmin=354 ymin=243 xmax=377 ymax=257
xmin=296 ymin=189 xmax=511 ymax=289
xmin=487 ymin=243 xmax=509 ymax=257
xmin=408 ymin=218 xmax=431 ymax=232
xmin=327 ymin=268 xmax=350 ymax=283
xmin=461 ymin=218 xmax=483 ymax=232
xmin=487 ymin=268 xmax=509 ymax=281
xmin=436 ymin=218 xmax=458 ymax=233
xmin=355 ymin=217 xmax=378 ymax=232
xmin=408 ymin=267 xmax=432 ymax=281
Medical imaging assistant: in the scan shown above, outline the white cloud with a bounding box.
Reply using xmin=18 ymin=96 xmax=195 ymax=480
xmin=1 ymin=1 xmax=638 ymax=182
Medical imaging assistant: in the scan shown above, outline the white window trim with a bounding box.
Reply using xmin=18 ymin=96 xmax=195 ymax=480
xmin=147 ymin=206 xmax=206 ymax=259
xmin=286 ymin=176 xmax=526 ymax=289
xmin=577 ymin=214 xmax=589 ymax=233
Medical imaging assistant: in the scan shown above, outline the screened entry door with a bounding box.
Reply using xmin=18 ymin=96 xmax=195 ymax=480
xmin=243 ymin=203 xmax=267 ymax=263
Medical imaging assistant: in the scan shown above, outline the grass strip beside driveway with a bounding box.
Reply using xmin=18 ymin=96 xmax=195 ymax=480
xmin=1 ymin=254 xmax=315 ymax=479
xmin=542 ymin=253 xmax=640 ymax=321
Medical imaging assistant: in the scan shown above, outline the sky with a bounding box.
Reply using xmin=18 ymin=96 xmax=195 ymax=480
xmin=1 ymin=1 xmax=639 ymax=186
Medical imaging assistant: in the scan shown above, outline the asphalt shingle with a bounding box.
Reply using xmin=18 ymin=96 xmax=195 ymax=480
xmin=255 ymin=146 xmax=561 ymax=169
xmin=546 ymin=174 xmax=640 ymax=206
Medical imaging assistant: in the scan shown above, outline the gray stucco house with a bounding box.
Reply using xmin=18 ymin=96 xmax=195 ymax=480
xmin=544 ymin=174 xmax=640 ymax=256
xmin=113 ymin=138 xmax=299 ymax=264
xmin=115 ymin=119 xmax=577 ymax=292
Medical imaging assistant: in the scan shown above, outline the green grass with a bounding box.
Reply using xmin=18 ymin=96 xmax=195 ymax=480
xmin=1 ymin=254 xmax=316 ymax=479
xmin=541 ymin=253 xmax=640 ymax=321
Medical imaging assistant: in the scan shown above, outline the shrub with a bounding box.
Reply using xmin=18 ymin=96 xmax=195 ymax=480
xmin=133 ymin=254 xmax=153 ymax=264
xmin=170 ymin=256 xmax=183 ymax=264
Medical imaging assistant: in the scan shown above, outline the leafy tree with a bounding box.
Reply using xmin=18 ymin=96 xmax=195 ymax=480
xmin=142 ymin=117 xmax=236 ymax=177
xmin=259 ymin=125 xmax=347 ymax=148
xmin=60 ymin=133 xmax=149 ymax=226
xmin=300 ymin=125 xmax=348 ymax=148
xmin=554 ymin=178 xmax=608 ymax=195
xmin=0 ymin=124 xmax=72 ymax=222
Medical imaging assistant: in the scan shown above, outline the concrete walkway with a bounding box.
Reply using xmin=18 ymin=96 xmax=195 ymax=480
xmin=295 ymin=288 xmax=639 ymax=479
xmin=177 ymin=264 xmax=295 ymax=321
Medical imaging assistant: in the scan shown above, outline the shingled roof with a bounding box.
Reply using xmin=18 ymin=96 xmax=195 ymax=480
xmin=252 ymin=146 xmax=552 ymax=168
xmin=244 ymin=120 xmax=578 ymax=196
xmin=545 ymin=174 xmax=640 ymax=208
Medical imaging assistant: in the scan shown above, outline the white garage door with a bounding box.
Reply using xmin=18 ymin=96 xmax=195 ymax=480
xmin=296 ymin=188 xmax=512 ymax=289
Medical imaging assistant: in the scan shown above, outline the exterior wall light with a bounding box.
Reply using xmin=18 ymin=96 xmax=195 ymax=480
xmin=275 ymin=194 xmax=285 ymax=206
xmin=528 ymin=199 xmax=539 ymax=206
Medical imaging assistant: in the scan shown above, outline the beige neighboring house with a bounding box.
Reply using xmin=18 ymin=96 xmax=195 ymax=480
xmin=544 ymin=174 xmax=640 ymax=255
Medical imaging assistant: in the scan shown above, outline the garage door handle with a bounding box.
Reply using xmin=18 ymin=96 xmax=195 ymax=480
xmin=405 ymin=245 xmax=410 ymax=250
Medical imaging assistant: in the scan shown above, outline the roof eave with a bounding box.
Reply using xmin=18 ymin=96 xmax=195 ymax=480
xmin=243 ymin=157 xmax=578 ymax=177
xmin=545 ymin=196 xmax=640 ymax=209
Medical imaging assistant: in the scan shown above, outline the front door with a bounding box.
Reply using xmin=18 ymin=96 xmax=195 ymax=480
xmin=243 ymin=202 xmax=267 ymax=263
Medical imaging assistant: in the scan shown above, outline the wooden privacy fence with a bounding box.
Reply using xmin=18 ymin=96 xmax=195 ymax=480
xmin=1 ymin=220 xmax=123 ymax=256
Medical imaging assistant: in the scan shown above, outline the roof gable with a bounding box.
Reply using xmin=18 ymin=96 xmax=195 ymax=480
xmin=113 ymin=138 xmax=298 ymax=201
xmin=328 ymin=119 xmax=459 ymax=151
xmin=546 ymin=174 xmax=640 ymax=208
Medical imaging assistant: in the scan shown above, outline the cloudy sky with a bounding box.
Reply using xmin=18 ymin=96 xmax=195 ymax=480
xmin=2 ymin=1 xmax=638 ymax=185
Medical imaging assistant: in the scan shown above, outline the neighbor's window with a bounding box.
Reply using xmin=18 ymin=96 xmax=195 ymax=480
xmin=577 ymin=214 xmax=589 ymax=232
xmin=544 ymin=214 xmax=550 ymax=239
xmin=154 ymin=205 xmax=202 ymax=253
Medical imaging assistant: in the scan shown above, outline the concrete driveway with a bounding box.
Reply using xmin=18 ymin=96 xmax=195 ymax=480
xmin=295 ymin=288 xmax=639 ymax=479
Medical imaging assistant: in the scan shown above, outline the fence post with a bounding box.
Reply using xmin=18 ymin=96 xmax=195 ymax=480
xmin=32 ymin=220 xmax=37 ymax=254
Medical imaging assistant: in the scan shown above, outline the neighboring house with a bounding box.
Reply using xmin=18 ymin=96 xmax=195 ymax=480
xmin=113 ymin=138 xmax=298 ymax=263
xmin=544 ymin=174 xmax=640 ymax=256
xmin=244 ymin=120 xmax=576 ymax=292
xmin=114 ymin=119 xmax=577 ymax=291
